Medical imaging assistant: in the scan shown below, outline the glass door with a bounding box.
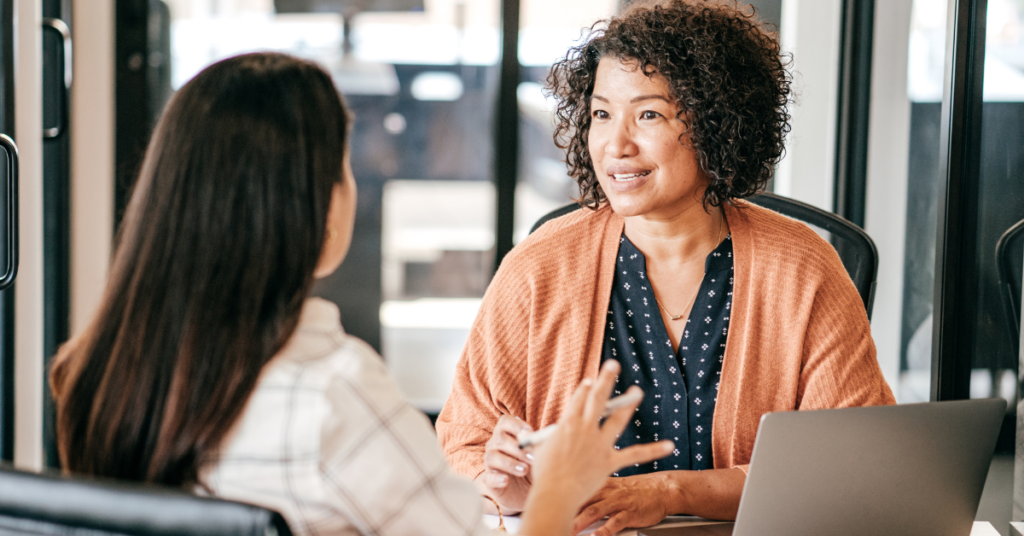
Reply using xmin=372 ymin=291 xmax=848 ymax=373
xmin=115 ymin=0 xmax=503 ymax=416
xmin=915 ymin=0 xmax=1024 ymax=532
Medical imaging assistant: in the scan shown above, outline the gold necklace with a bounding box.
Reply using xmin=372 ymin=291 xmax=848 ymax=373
xmin=652 ymin=212 xmax=724 ymax=322
xmin=656 ymin=285 xmax=701 ymax=321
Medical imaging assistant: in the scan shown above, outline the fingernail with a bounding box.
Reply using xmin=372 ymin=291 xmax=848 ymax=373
xmin=582 ymin=378 xmax=594 ymax=386
xmin=498 ymin=475 xmax=508 ymax=485
xmin=525 ymin=453 xmax=535 ymax=461
xmin=514 ymin=463 xmax=527 ymax=473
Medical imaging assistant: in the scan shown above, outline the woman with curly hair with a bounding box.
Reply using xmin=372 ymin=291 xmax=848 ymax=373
xmin=437 ymin=1 xmax=895 ymax=534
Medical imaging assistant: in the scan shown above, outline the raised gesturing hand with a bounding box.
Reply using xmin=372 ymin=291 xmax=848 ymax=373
xmin=518 ymin=360 xmax=674 ymax=535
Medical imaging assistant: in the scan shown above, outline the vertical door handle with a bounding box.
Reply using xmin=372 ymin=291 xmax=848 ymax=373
xmin=42 ymin=18 xmax=71 ymax=139
xmin=0 ymin=135 xmax=18 ymax=291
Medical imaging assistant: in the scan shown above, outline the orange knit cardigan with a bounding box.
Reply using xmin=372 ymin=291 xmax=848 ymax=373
xmin=436 ymin=201 xmax=895 ymax=478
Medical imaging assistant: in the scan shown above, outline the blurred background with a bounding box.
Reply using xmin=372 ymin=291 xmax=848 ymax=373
xmin=0 ymin=0 xmax=1022 ymax=530
xmin=109 ymin=0 xmax=1024 ymax=415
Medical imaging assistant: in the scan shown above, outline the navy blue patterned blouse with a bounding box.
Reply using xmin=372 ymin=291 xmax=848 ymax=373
xmin=602 ymin=233 xmax=734 ymax=476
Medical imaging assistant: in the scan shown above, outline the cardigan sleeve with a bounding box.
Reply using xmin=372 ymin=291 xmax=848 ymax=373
xmin=436 ymin=258 xmax=534 ymax=480
xmin=795 ymin=256 xmax=896 ymax=410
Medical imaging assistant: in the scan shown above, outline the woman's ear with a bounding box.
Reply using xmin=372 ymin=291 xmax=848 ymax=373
xmin=314 ymin=169 xmax=357 ymax=279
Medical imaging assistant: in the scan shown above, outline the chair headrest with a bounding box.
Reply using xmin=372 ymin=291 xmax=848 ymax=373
xmin=0 ymin=466 xmax=291 ymax=536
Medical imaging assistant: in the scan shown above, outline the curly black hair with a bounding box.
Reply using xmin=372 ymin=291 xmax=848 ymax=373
xmin=547 ymin=0 xmax=792 ymax=208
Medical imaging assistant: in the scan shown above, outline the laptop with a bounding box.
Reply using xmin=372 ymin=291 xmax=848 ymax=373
xmin=639 ymin=399 xmax=1005 ymax=536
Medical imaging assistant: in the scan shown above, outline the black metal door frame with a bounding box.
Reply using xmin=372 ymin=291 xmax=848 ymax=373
xmin=0 ymin=0 xmax=16 ymax=464
xmin=931 ymin=0 xmax=988 ymax=402
xmin=42 ymin=0 xmax=72 ymax=468
xmin=492 ymin=0 xmax=520 ymax=270
xmin=833 ymin=0 xmax=874 ymax=228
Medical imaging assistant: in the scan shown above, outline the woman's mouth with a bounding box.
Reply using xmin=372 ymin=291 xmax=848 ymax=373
xmin=612 ymin=171 xmax=651 ymax=181
xmin=605 ymin=169 xmax=653 ymax=193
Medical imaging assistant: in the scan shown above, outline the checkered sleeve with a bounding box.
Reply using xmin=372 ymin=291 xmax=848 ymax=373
xmin=318 ymin=338 xmax=491 ymax=536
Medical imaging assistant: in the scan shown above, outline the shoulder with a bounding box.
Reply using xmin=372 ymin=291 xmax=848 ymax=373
xmin=319 ymin=336 xmax=410 ymax=418
xmin=257 ymin=297 xmax=411 ymax=420
xmin=271 ymin=327 xmax=449 ymax=484
xmin=280 ymin=331 xmax=408 ymax=418
xmin=313 ymin=334 xmax=429 ymax=443
xmin=266 ymin=320 xmax=439 ymax=454
xmin=224 ymin=321 xmax=486 ymax=535
xmin=728 ymin=200 xmax=847 ymax=282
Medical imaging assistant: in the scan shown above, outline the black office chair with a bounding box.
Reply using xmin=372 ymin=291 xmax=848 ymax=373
xmin=996 ymin=218 xmax=1024 ymax=358
xmin=530 ymin=192 xmax=879 ymax=319
xmin=0 ymin=466 xmax=292 ymax=536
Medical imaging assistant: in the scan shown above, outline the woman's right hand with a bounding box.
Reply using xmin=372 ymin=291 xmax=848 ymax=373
xmin=475 ymin=415 xmax=535 ymax=514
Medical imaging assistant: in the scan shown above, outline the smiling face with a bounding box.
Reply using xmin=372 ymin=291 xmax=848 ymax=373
xmin=588 ymin=57 xmax=708 ymax=219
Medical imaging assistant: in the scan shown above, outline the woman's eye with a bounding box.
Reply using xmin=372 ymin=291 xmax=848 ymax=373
xmin=641 ymin=110 xmax=661 ymax=120
xmin=593 ymin=110 xmax=609 ymax=119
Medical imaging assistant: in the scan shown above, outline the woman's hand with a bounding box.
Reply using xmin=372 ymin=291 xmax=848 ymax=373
xmin=573 ymin=467 xmax=747 ymax=534
xmin=519 ymin=361 xmax=674 ymax=535
xmin=571 ymin=474 xmax=672 ymax=536
xmin=475 ymin=415 xmax=535 ymax=514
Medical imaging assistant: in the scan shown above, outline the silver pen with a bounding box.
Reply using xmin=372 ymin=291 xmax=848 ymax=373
xmin=516 ymin=389 xmax=644 ymax=450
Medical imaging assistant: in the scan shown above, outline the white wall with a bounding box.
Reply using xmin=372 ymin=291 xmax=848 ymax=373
xmin=865 ymin=0 xmax=914 ymax=391
xmin=775 ymin=0 xmax=843 ymax=212
xmin=70 ymin=0 xmax=115 ymax=336
xmin=14 ymin=0 xmax=43 ymax=470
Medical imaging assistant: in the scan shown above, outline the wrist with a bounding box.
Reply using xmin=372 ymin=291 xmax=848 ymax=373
xmin=520 ymin=486 xmax=576 ymax=536
xmin=657 ymin=470 xmax=691 ymax=516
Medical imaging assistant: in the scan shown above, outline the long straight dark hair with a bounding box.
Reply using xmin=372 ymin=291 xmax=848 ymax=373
xmin=51 ymin=52 xmax=350 ymax=487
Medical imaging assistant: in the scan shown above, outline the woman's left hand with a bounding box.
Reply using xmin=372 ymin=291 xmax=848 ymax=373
xmin=571 ymin=474 xmax=672 ymax=536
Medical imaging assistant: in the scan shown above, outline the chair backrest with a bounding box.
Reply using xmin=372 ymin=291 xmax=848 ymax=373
xmin=747 ymin=193 xmax=878 ymax=319
xmin=996 ymin=218 xmax=1024 ymax=357
xmin=0 ymin=466 xmax=292 ymax=536
xmin=529 ymin=193 xmax=879 ymax=319
xmin=529 ymin=203 xmax=584 ymax=234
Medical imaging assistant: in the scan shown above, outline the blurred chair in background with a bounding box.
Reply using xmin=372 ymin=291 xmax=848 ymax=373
xmin=996 ymin=218 xmax=1023 ymax=361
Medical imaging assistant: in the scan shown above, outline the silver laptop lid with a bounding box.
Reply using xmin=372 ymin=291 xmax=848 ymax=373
xmin=640 ymin=399 xmax=1004 ymax=536
xmin=731 ymin=398 xmax=1005 ymax=536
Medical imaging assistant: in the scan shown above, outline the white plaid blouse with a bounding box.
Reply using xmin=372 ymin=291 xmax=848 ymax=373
xmin=201 ymin=298 xmax=489 ymax=536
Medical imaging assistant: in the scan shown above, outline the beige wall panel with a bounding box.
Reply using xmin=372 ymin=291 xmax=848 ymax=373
xmin=775 ymin=0 xmax=842 ymax=212
xmin=14 ymin=0 xmax=43 ymax=471
xmin=69 ymin=0 xmax=114 ymax=337
xmin=865 ymin=0 xmax=913 ymax=391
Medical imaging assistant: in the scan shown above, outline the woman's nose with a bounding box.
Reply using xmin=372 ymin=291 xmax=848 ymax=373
xmin=603 ymin=120 xmax=638 ymax=158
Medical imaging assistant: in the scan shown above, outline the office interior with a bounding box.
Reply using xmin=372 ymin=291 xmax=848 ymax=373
xmin=0 ymin=0 xmax=1020 ymax=532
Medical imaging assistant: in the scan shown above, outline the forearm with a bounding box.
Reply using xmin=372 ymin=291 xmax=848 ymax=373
xmin=659 ymin=467 xmax=746 ymax=520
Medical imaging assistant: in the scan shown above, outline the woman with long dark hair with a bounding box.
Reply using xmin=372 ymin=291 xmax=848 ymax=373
xmin=50 ymin=52 xmax=671 ymax=536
